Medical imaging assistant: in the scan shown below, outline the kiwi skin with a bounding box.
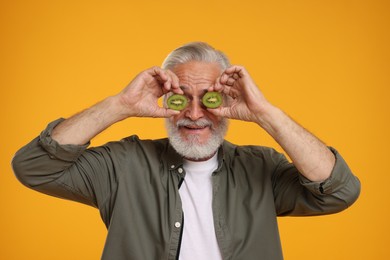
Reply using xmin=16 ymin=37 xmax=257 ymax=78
xmin=202 ymin=92 xmax=222 ymax=109
xmin=167 ymin=94 xmax=188 ymax=111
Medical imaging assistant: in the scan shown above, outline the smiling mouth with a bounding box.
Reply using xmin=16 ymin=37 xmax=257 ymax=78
xmin=180 ymin=126 xmax=211 ymax=134
xmin=183 ymin=125 xmax=208 ymax=130
xmin=177 ymin=119 xmax=213 ymax=131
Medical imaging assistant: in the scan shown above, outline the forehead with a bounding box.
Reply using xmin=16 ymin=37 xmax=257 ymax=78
xmin=172 ymin=61 xmax=222 ymax=93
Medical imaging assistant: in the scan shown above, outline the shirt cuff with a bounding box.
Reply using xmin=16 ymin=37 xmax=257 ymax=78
xmin=38 ymin=118 xmax=90 ymax=162
xmin=299 ymin=147 xmax=353 ymax=195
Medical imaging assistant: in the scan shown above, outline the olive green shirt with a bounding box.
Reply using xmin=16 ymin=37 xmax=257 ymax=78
xmin=12 ymin=119 xmax=360 ymax=260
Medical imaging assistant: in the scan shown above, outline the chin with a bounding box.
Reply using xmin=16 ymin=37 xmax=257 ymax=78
xmin=165 ymin=117 xmax=229 ymax=160
xmin=180 ymin=134 xmax=210 ymax=146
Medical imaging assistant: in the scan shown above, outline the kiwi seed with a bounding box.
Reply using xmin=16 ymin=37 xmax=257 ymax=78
xmin=202 ymin=92 xmax=222 ymax=108
xmin=167 ymin=94 xmax=188 ymax=111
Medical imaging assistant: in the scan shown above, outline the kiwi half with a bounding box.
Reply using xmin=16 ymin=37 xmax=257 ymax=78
xmin=167 ymin=94 xmax=188 ymax=111
xmin=202 ymin=92 xmax=222 ymax=108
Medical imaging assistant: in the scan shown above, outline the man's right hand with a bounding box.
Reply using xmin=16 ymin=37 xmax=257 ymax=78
xmin=117 ymin=66 xmax=183 ymax=118
xmin=51 ymin=67 xmax=182 ymax=145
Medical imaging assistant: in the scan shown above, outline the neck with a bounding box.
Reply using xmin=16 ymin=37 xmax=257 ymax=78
xmin=184 ymin=151 xmax=217 ymax=162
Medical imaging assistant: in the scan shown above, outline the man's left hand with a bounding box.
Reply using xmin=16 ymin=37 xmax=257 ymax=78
xmin=210 ymin=65 xmax=271 ymax=125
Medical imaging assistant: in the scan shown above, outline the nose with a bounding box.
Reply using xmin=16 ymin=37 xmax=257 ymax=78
xmin=185 ymin=98 xmax=205 ymax=121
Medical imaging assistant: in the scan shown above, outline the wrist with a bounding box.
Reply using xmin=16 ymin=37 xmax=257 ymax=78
xmin=110 ymin=94 xmax=135 ymax=120
xmin=253 ymin=103 xmax=285 ymax=136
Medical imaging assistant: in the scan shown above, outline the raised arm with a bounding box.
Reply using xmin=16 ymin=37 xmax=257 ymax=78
xmin=11 ymin=66 xmax=182 ymax=207
xmin=211 ymin=65 xmax=334 ymax=182
xmin=52 ymin=66 xmax=182 ymax=145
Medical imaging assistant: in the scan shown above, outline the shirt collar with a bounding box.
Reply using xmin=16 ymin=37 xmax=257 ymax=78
xmin=161 ymin=138 xmax=230 ymax=173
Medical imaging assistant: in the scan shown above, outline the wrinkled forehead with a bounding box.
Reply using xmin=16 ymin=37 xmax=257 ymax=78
xmin=172 ymin=61 xmax=222 ymax=94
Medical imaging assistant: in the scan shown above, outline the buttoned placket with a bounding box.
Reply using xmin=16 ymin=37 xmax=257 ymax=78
xmin=164 ymin=144 xmax=226 ymax=260
xmin=167 ymin=163 xmax=186 ymax=260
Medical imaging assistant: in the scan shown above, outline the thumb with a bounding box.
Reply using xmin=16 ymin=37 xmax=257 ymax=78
xmin=207 ymin=107 xmax=232 ymax=119
xmin=153 ymin=108 xmax=180 ymax=118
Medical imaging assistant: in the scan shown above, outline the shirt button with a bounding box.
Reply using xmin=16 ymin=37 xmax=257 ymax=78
xmin=170 ymin=165 xmax=175 ymax=169
xmin=175 ymin=222 xmax=181 ymax=228
xmin=178 ymin=168 xmax=183 ymax=174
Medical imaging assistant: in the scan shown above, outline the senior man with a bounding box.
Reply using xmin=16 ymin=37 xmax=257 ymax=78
xmin=12 ymin=42 xmax=360 ymax=260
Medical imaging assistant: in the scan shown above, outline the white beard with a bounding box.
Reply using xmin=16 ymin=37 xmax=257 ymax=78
xmin=165 ymin=117 xmax=228 ymax=161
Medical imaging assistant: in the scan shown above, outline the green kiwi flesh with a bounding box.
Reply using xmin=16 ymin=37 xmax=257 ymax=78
xmin=202 ymin=92 xmax=222 ymax=108
xmin=167 ymin=94 xmax=188 ymax=111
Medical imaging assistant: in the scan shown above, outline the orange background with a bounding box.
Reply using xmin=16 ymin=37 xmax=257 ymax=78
xmin=1 ymin=0 xmax=389 ymax=259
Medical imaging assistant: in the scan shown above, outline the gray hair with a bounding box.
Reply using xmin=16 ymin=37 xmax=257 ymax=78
xmin=162 ymin=42 xmax=230 ymax=70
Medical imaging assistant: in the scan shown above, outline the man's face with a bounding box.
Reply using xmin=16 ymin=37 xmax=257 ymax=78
xmin=165 ymin=61 xmax=228 ymax=161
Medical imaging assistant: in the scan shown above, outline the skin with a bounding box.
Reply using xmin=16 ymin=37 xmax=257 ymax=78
xmin=52 ymin=61 xmax=335 ymax=182
xmin=51 ymin=66 xmax=183 ymax=145
xmin=168 ymin=61 xmax=224 ymax=146
xmin=213 ymin=65 xmax=335 ymax=182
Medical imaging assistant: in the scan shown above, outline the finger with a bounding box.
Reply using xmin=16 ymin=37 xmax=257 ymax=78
xmin=219 ymin=73 xmax=230 ymax=84
xmin=166 ymin=70 xmax=183 ymax=94
xmin=150 ymin=67 xmax=178 ymax=93
xmin=163 ymin=79 xmax=172 ymax=92
xmin=221 ymin=85 xmax=240 ymax=98
xmin=150 ymin=66 xmax=168 ymax=82
xmin=154 ymin=69 xmax=181 ymax=94
xmin=154 ymin=108 xmax=180 ymax=118
xmin=226 ymin=77 xmax=236 ymax=86
xmin=224 ymin=65 xmax=246 ymax=78
xmin=151 ymin=68 xmax=174 ymax=93
xmin=207 ymin=106 xmax=232 ymax=118
xmin=220 ymin=73 xmax=239 ymax=86
xmin=211 ymin=79 xmax=224 ymax=92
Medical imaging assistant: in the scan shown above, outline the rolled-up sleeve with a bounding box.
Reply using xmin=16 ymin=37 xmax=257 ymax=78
xmin=273 ymin=147 xmax=361 ymax=216
xmin=299 ymin=147 xmax=361 ymax=207
xmin=12 ymin=118 xmax=115 ymax=208
xmin=38 ymin=118 xmax=90 ymax=162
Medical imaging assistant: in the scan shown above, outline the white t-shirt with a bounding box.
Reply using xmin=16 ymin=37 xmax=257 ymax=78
xmin=178 ymin=153 xmax=223 ymax=260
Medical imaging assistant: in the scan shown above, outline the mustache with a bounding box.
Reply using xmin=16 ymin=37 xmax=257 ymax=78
xmin=176 ymin=118 xmax=213 ymax=128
